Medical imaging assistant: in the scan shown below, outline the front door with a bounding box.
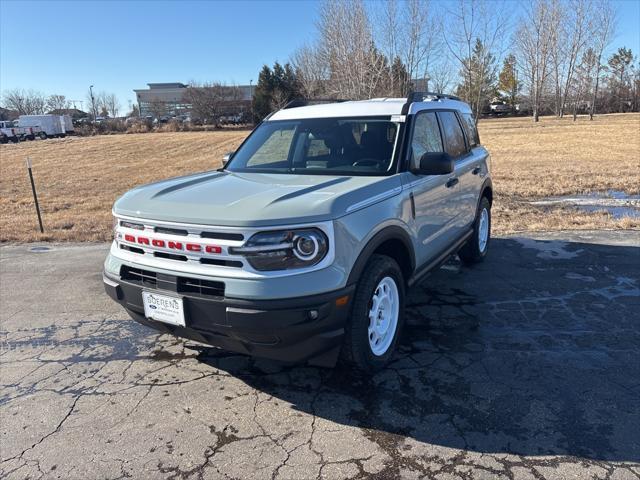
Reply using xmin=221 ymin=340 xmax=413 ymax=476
xmin=403 ymin=110 xmax=460 ymax=268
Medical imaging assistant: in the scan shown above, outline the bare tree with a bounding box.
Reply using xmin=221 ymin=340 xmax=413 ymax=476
xmin=550 ymin=0 xmax=594 ymax=117
xmin=515 ymin=0 xmax=558 ymax=121
xmin=588 ymin=0 xmax=616 ymax=120
xmin=429 ymin=61 xmax=456 ymax=94
xmin=102 ymin=93 xmax=120 ymax=118
xmin=291 ymin=44 xmax=328 ymax=98
xmin=571 ymin=48 xmax=598 ymax=120
xmin=148 ymin=99 xmax=167 ymax=120
xmin=375 ymin=0 xmax=443 ymax=95
xmin=2 ymin=89 xmax=47 ymax=115
xmin=444 ymin=0 xmax=508 ymax=120
xmin=184 ymin=83 xmax=241 ymax=124
xmin=46 ymin=94 xmax=69 ymax=112
xmin=317 ymin=0 xmax=388 ymax=99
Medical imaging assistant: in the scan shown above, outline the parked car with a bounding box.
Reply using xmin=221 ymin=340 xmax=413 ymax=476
xmin=104 ymin=93 xmax=493 ymax=372
xmin=0 ymin=120 xmax=44 ymax=141
xmin=0 ymin=121 xmax=19 ymax=143
xmin=489 ymin=101 xmax=511 ymax=115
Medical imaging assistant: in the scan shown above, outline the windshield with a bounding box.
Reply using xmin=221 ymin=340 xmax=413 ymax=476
xmin=226 ymin=117 xmax=400 ymax=176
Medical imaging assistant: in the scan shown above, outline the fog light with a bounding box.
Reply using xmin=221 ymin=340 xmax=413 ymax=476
xmin=307 ymin=310 xmax=319 ymax=320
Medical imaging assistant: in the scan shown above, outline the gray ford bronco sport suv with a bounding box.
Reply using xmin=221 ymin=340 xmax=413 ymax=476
xmin=103 ymin=92 xmax=493 ymax=372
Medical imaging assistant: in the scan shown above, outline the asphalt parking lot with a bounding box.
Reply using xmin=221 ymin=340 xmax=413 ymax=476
xmin=1 ymin=231 xmax=639 ymax=479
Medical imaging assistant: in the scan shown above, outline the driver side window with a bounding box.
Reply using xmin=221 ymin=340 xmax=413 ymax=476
xmin=411 ymin=112 xmax=443 ymax=169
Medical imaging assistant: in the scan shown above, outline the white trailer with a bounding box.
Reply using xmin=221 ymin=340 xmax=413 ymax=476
xmin=60 ymin=115 xmax=74 ymax=133
xmin=18 ymin=115 xmax=66 ymax=138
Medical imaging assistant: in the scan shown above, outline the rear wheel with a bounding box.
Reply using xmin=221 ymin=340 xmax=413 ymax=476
xmin=459 ymin=196 xmax=491 ymax=265
xmin=341 ymin=254 xmax=405 ymax=372
xmin=39 ymin=132 xmax=47 ymax=140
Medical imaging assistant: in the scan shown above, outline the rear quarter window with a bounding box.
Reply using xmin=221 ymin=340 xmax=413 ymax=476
xmin=461 ymin=113 xmax=480 ymax=147
xmin=437 ymin=111 xmax=467 ymax=159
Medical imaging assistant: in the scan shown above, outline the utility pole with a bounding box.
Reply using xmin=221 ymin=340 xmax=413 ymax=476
xmin=249 ymin=79 xmax=253 ymax=123
xmin=89 ymin=85 xmax=96 ymax=122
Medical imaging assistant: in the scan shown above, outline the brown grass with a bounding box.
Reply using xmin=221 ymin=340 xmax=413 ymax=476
xmin=0 ymin=113 xmax=638 ymax=243
xmin=481 ymin=113 xmax=640 ymax=233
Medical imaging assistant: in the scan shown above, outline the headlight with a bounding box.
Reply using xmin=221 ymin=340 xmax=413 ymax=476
xmin=230 ymin=228 xmax=328 ymax=271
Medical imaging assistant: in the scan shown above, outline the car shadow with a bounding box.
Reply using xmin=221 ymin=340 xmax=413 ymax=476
xmin=193 ymin=236 xmax=640 ymax=463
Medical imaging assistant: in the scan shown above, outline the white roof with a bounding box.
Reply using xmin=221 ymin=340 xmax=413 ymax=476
xmin=268 ymin=97 xmax=471 ymax=121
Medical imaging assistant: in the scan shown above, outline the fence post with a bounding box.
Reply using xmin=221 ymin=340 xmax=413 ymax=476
xmin=26 ymin=158 xmax=44 ymax=233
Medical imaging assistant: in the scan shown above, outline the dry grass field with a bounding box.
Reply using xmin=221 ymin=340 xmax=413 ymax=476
xmin=0 ymin=113 xmax=638 ymax=243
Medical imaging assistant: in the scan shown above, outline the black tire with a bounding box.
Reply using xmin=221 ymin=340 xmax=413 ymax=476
xmin=39 ymin=132 xmax=47 ymax=140
xmin=459 ymin=196 xmax=491 ymax=265
xmin=341 ymin=254 xmax=405 ymax=372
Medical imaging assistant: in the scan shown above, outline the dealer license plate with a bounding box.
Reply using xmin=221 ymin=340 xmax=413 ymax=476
xmin=142 ymin=291 xmax=185 ymax=327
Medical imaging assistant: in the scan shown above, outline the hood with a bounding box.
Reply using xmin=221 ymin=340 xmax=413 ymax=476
xmin=113 ymin=170 xmax=402 ymax=227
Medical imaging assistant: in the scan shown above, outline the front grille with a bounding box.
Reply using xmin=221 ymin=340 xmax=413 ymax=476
xmin=200 ymin=258 xmax=243 ymax=268
xmin=120 ymin=266 xmax=225 ymax=298
xmin=154 ymin=251 xmax=188 ymax=262
xmin=121 ymin=266 xmax=157 ymax=287
xmin=177 ymin=277 xmax=225 ymax=298
xmin=200 ymin=231 xmax=244 ymax=241
xmin=155 ymin=226 xmax=188 ymax=236
xmin=120 ymin=244 xmax=145 ymax=255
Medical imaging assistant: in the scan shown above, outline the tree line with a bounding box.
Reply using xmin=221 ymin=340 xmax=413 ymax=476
xmin=255 ymin=0 xmax=639 ymax=123
xmin=1 ymin=88 xmax=124 ymax=120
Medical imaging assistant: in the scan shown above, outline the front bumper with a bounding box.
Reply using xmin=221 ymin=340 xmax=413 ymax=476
xmin=103 ymin=271 xmax=354 ymax=367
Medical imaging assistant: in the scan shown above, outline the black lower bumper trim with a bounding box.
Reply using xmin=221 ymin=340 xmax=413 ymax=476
xmin=103 ymin=272 xmax=354 ymax=367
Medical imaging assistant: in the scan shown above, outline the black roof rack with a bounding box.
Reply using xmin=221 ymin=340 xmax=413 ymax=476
xmin=401 ymin=91 xmax=462 ymax=114
xmin=282 ymin=98 xmax=348 ymax=109
xmin=408 ymin=91 xmax=461 ymax=102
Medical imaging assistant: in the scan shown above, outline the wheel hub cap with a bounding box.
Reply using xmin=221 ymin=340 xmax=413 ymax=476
xmin=368 ymin=277 xmax=400 ymax=356
xmin=478 ymin=208 xmax=489 ymax=253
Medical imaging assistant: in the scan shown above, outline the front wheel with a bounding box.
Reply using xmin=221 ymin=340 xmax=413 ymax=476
xmin=341 ymin=254 xmax=405 ymax=372
xmin=459 ymin=196 xmax=491 ymax=265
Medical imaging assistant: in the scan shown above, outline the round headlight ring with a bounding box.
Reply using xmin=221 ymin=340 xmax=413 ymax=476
xmin=293 ymin=233 xmax=319 ymax=260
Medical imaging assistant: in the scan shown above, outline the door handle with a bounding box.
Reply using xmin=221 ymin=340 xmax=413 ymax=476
xmin=446 ymin=177 xmax=459 ymax=188
xmin=472 ymin=166 xmax=481 ymax=175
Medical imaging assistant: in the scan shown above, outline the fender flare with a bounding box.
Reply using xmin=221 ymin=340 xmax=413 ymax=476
xmin=478 ymin=177 xmax=493 ymax=209
xmin=346 ymin=225 xmax=416 ymax=285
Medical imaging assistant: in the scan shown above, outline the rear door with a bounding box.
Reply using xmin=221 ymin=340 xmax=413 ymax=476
xmin=436 ymin=111 xmax=479 ymax=232
xmin=458 ymin=112 xmax=488 ymax=226
xmin=402 ymin=110 xmax=460 ymax=268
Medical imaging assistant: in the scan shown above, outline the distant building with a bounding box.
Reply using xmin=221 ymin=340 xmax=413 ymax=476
xmin=134 ymin=82 xmax=253 ymax=119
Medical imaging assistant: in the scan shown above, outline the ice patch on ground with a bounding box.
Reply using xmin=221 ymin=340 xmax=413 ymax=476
xmin=530 ymin=190 xmax=640 ymax=219
xmin=514 ymin=238 xmax=583 ymax=260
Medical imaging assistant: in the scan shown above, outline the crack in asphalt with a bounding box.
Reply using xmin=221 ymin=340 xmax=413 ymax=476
xmin=1 ymin=237 xmax=639 ymax=479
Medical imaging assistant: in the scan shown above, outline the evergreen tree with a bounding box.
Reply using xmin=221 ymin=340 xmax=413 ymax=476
xmin=251 ymin=62 xmax=302 ymax=122
xmin=455 ymin=39 xmax=498 ymax=119
xmin=607 ymin=47 xmax=634 ymax=112
xmin=252 ymin=65 xmax=274 ymax=122
xmin=498 ymin=54 xmax=519 ymax=107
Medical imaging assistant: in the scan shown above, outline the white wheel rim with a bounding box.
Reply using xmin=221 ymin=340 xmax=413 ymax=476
xmin=368 ymin=276 xmax=400 ymax=356
xmin=478 ymin=208 xmax=489 ymax=253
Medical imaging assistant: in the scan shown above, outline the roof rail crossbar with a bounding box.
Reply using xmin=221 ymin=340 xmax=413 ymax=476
xmin=282 ymin=98 xmax=348 ymax=109
xmin=409 ymin=91 xmax=462 ymax=102
xmin=401 ymin=91 xmax=462 ymax=114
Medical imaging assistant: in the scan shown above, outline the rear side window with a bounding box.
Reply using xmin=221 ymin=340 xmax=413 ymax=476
xmin=410 ymin=112 xmax=443 ymax=168
xmin=461 ymin=113 xmax=480 ymax=147
xmin=437 ymin=111 xmax=467 ymax=159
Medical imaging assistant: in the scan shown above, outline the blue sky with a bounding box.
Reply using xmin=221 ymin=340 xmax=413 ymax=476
xmin=1 ymin=0 xmax=639 ymax=113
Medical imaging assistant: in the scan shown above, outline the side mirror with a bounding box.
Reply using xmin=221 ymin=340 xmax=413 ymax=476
xmin=222 ymin=152 xmax=234 ymax=166
xmin=414 ymin=152 xmax=454 ymax=175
